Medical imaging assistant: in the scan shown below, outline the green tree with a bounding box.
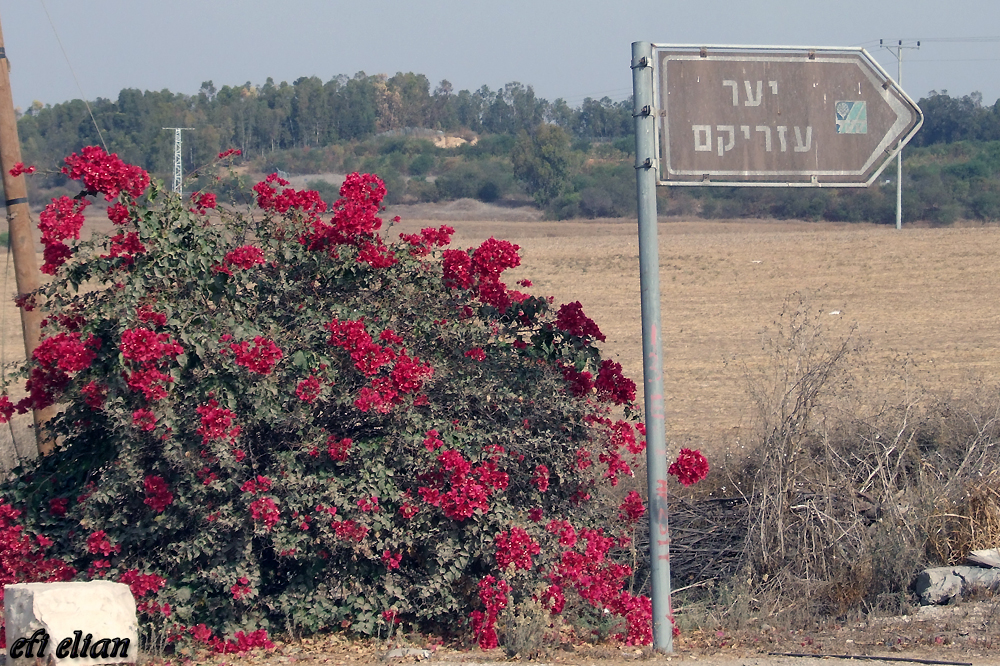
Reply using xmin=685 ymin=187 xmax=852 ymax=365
xmin=511 ymin=124 xmax=571 ymax=205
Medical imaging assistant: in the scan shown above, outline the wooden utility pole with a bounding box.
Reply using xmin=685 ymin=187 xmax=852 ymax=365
xmin=0 ymin=14 xmax=55 ymax=456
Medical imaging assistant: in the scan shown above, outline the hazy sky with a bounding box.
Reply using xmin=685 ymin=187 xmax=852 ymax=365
xmin=2 ymin=0 xmax=999 ymax=112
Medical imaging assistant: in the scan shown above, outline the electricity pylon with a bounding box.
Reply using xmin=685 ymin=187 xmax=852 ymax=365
xmin=163 ymin=127 xmax=194 ymax=196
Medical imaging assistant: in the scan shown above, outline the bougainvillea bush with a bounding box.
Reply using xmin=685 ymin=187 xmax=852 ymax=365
xmin=0 ymin=147 xmax=705 ymax=651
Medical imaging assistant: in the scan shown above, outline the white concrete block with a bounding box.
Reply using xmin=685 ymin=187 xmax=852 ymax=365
xmin=4 ymin=581 xmax=138 ymax=665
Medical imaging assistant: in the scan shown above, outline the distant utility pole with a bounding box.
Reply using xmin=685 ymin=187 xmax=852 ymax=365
xmin=162 ymin=127 xmax=194 ymax=196
xmin=881 ymin=39 xmax=920 ymax=230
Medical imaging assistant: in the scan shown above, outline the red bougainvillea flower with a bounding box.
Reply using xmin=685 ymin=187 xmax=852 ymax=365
xmin=218 ymin=148 xmax=242 ymax=160
xmin=62 ymin=145 xmax=150 ymax=201
xmin=423 ymin=429 xmax=444 ymax=451
xmin=554 ymin=301 xmax=606 ymax=341
xmin=143 ymin=476 xmax=174 ymax=512
xmin=668 ymin=448 xmax=709 ymax=486
xmin=49 ymin=497 xmax=69 ymax=517
xmin=327 ymin=172 xmax=385 ymax=239
xmin=560 ymin=363 xmax=594 ymax=397
xmin=546 ymin=519 xmax=578 ymax=547
xmin=249 ymin=497 xmax=280 ymax=530
xmin=441 ymin=249 xmax=473 ymax=289
xmin=197 ymin=467 xmax=218 ymax=486
xmin=34 ymin=332 xmax=100 ymax=374
xmin=13 ymin=292 xmax=37 ymax=312
xmin=121 ymin=327 xmax=183 ymax=364
xmin=39 ymin=196 xmax=88 ymax=245
xmin=124 ymin=366 xmax=172 ymax=402
xmin=118 ymin=569 xmax=166 ymax=599
xmin=132 ymin=408 xmax=157 ymax=432
xmin=619 ymin=490 xmax=646 ymax=523
xmin=9 ymin=163 xmax=35 ymax=177
xmin=231 ymin=577 xmax=251 ymax=600
xmin=381 ymin=549 xmax=402 ymax=570
xmin=191 ymin=191 xmax=217 ymax=211
xmin=471 ymin=237 xmax=520 ymax=282
xmin=356 ymin=239 xmax=398 ymax=268
xmin=229 ymin=336 xmax=283 ymax=375
xmin=240 ymin=476 xmax=273 ymax=494
xmin=80 ymin=381 xmax=106 ymax=409
xmin=107 ymin=203 xmax=130 ymax=225
xmin=253 ymin=173 xmax=328 ymax=217
xmin=189 ymin=624 xmax=274 ymax=654
xmin=595 ymin=359 xmax=637 ymax=405
xmin=464 ymin=347 xmax=486 ymax=362
xmin=0 ymin=396 xmax=13 ymax=425
xmin=531 ymin=464 xmax=549 ymax=492
xmin=470 ymin=575 xmax=510 ymax=650
xmin=195 ymin=399 xmax=241 ymax=445
xmin=224 ymin=245 xmax=265 ymax=270
xmin=136 ymin=305 xmax=167 ymax=328
xmin=40 ymin=241 xmax=72 ymax=275
xmin=295 ymin=375 xmax=321 ymax=403
xmin=400 ymin=225 xmax=454 ymax=255
xmin=333 ymin=519 xmax=368 ymax=542
xmin=495 ymin=526 xmax=540 ymax=570
xmin=103 ymin=232 xmax=146 ymax=264
xmin=326 ymin=436 xmax=352 ymax=461
xmin=86 ymin=530 xmax=121 ymax=556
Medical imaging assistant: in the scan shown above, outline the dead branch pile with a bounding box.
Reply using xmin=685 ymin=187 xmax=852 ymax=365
xmin=657 ymin=295 xmax=1000 ymax=622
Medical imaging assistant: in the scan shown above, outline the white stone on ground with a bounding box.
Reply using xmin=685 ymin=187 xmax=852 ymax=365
xmin=4 ymin=581 xmax=138 ymax=665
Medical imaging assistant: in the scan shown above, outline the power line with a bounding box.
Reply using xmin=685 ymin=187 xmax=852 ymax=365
xmin=857 ymin=35 xmax=1000 ymax=47
xmin=37 ymin=0 xmax=108 ymax=152
xmin=907 ymin=57 xmax=1000 ymax=62
xmin=910 ymin=36 xmax=1000 ymax=43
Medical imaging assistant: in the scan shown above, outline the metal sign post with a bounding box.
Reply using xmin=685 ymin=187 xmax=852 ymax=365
xmin=630 ymin=41 xmax=923 ymax=652
xmin=632 ymin=40 xmax=673 ymax=653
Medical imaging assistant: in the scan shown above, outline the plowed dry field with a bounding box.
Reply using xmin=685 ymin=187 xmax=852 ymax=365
xmin=390 ymin=216 xmax=1000 ymax=456
xmin=2 ymin=212 xmax=1000 ymax=461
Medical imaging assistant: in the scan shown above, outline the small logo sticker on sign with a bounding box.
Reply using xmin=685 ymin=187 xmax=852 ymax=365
xmin=836 ymin=101 xmax=867 ymax=134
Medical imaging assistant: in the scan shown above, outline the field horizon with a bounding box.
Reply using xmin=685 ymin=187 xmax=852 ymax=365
xmin=1 ymin=208 xmax=999 ymax=464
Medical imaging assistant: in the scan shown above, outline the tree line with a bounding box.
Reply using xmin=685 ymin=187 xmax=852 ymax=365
xmin=910 ymin=91 xmax=1000 ymax=146
xmin=11 ymin=72 xmax=1000 ymax=223
xmin=16 ymin=72 xmax=632 ymax=178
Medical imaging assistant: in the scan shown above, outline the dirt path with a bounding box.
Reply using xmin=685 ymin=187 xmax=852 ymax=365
xmin=166 ymin=600 xmax=1000 ymax=666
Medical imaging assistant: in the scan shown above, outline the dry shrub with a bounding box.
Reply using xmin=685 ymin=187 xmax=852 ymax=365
xmin=926 ymin=473 xmax=1000 ymax=564
xmin=498 ymin=594 xmax=550 ymax=657
xmin=673 ymin=293 xmax=1000 ymax=630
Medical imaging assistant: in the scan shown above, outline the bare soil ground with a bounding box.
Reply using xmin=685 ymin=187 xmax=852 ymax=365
xmin=163 ymin=599 xmax=1000 ymax=665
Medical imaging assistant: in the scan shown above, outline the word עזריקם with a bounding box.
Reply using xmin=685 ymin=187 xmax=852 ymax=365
xmin=8 ymin=629 xmax=130 ymax=660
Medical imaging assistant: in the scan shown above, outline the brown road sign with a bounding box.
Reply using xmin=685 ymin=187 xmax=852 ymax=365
xmin=655 ymin=46 xmax=922 ymax=186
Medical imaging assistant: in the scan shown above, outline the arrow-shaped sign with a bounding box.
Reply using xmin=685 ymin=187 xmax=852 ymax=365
xmin=655 ymin=46 xmax=923 ymax=186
